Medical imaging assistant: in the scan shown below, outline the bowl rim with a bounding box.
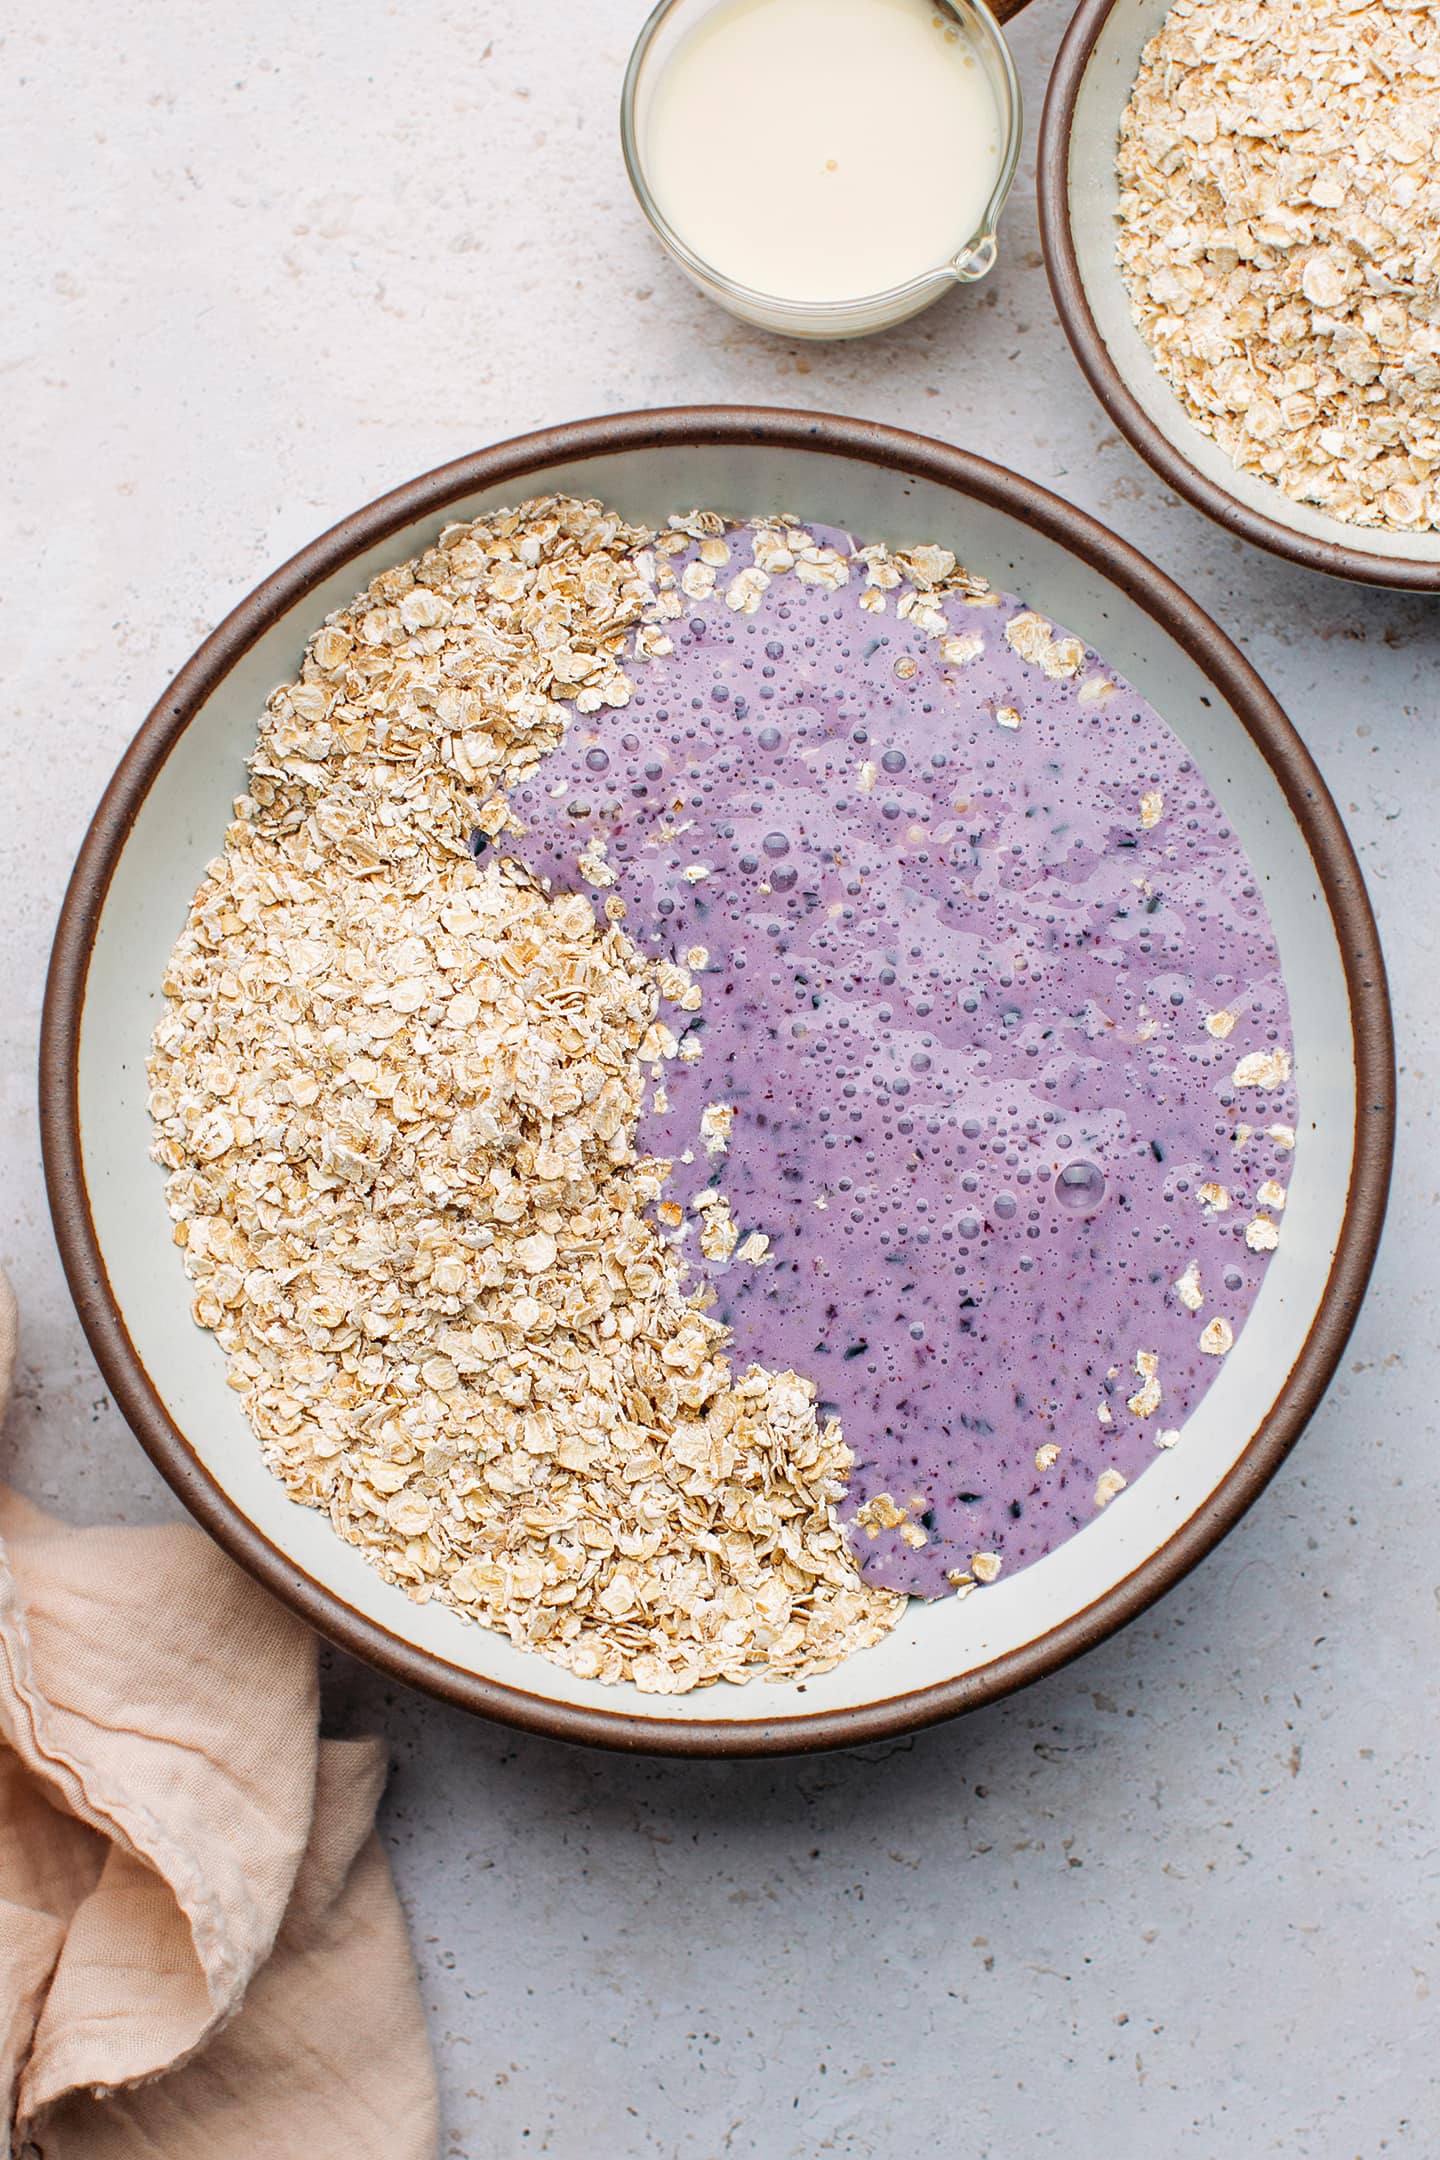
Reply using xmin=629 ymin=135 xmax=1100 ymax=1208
xmin=40 ymin=404 xmax=1395 ymax=1757
xmin=1037 ymin=0 xmax=1440 ymax=594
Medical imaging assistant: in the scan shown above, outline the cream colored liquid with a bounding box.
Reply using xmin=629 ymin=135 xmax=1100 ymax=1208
xmin=641 ymin=0 xmax=1001 ymax=304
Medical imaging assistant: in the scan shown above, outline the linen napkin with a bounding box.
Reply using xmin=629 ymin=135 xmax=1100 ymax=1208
xmin=0 ymin=1269 xmax=439 ymax=2158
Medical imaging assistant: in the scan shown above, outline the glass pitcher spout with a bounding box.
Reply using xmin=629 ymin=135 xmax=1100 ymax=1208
xmin=952 ymin=232 xmax=999 ymax=284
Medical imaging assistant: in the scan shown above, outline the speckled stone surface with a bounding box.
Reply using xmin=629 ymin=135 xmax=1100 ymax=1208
xmin=3 ymin=4 xmax=1435 ymax=2154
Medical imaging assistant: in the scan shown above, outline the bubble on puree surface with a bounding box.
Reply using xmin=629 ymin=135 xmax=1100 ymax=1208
xmin=503 ymin=524 xmax=1297 ymax=1598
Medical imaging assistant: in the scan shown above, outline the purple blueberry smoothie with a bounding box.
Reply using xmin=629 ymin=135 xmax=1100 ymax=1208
xmin=504 ymin=520 xmax=1297 ymax=1599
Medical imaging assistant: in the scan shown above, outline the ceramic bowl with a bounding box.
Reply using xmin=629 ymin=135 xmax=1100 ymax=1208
xmin=1039 ymin=0 xmax=1440 ymax=592
xmin=41 ymin=408 xmax=1394 ymax=1756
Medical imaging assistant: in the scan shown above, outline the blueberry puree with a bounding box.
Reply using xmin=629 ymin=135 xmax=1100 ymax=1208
xmin=505 ymin=525 xmax=1297 ymax=1598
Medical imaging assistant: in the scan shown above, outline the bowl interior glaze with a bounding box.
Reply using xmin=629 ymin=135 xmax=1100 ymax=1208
xmin=43 ymin=411 xmax=1392 ymax=1753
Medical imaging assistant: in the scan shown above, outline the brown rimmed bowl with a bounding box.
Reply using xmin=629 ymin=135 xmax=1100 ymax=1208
xmin=1039 ymin=0 xmax=1440 ymax=592
xmin=41 ymin=407 xmax=1394 ymax=1756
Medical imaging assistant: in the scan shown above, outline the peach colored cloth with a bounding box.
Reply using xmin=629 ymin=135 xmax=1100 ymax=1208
xmin=0 ymin=1272 xmax=439 ymax=2157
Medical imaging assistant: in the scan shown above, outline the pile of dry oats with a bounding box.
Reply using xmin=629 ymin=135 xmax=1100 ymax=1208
xmin=147 ymin=495 xmax=905 ymax=1694
xmin=1117 ymin=0 xmax=1440 ymax=531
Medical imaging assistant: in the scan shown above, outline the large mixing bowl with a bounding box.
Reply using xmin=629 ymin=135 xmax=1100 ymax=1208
xmin=41 ymin=408 xmax=1393 ymax=1754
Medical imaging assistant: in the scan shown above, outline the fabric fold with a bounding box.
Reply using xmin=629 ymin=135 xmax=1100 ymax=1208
xmin=0 ymin=1270 xmax=438 ymax=2157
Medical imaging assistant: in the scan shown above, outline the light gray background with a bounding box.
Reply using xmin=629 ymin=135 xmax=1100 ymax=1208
xmin=4 ymin=3 xmax=1435 ymax=2154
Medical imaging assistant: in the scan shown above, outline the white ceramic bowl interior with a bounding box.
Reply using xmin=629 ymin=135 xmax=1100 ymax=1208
xmin=1060 ymin=0 xmax=1440 ymax=574
xmin=72 ymin=434 xmax=1362 ymax=1738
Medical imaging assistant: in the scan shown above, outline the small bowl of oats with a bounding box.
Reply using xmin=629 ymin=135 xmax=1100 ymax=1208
xmin=41 ymin=409 xmax=1392 ymax=1754
xmin=1039 ymin=0 xmax=1440 ymax=589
